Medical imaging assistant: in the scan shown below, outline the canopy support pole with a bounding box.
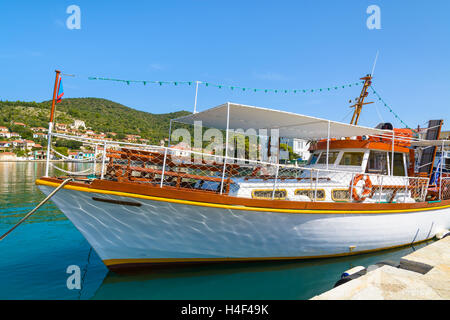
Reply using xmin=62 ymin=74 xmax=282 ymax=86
xmin=326 ymin=120 xmax=331 ymax=170
xmin=220 ymin=103 xmax=230 ymax=195
xmin=100 ymin=141 xmax=107 ymax=180
xmin=391 ymin=131 xmax=395 ymax=176
xmin=93 ymin=144 xmax=98 ymax=175
xmin=168 ymin=119 xmax=173 ymax=147
xmin=193 ymin=81 xmax=200 ymax=114
xmin=439 ymin=140 xmax=444 ymax=200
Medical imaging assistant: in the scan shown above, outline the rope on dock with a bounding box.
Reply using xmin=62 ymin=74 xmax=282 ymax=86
xmin=0 ymin=178 xmax=73 ymax=241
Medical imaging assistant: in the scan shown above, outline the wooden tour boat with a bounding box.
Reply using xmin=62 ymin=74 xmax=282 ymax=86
xmin=36 ymin=72 xmax=450 ymax=271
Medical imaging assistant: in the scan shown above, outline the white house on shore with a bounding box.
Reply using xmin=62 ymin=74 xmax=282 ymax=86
xmin=292 ymin=138 xmax=310 ymax=161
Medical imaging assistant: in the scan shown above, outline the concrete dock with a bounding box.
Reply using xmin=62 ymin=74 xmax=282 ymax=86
xmin=311 ymin=236 xmax=450 ymax=300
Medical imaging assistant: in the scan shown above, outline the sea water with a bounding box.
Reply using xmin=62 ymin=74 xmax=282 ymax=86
xmin=0 ymin=162 xmax=433 ymax=300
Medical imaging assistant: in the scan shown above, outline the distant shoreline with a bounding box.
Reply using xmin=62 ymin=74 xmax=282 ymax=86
xmin=0 ymin=160 xmax=94 ymax=163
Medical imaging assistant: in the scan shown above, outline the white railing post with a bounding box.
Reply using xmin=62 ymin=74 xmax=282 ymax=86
xmin=45 ymin=122 xmax=53 ymax=177
xmin=405 ymin=177 xmax=410 ymax=203
xmin=349 ymin=173 xmax=355 ymax=202
xmin=272 ymin=164 xmax=279 ymax=200
xmin=439 ymin=141 xmax=444 ymax=200
xmin=314 ymin=170 xmax=319 ymax=202
xmin=160 ymin=147 xmax=168 ymax=188
xmin=391 ymin=131 xmax=395 ymax=176
xmin=220 ymin=158 xmax=227 ymax=195
xmin=378 ymin=175 xmax=384 ymax=203
xmin=220 ymin=102 xmax=231 ymax=195
xmin=93 ymin=144 xmax=98 ymax=176
xmin=100 ymin=141 xmax=107 ymax=179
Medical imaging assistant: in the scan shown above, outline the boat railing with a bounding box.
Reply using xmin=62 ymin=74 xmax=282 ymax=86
xmin=47 ymin=133 xmax=430 ymax=204
xmin=440 ymin=177 xmax=450 ymax=201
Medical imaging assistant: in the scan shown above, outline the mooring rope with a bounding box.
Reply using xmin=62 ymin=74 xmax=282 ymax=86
xmin=0 ymin=178 xmax=73 ymax=241
xmin=51 ymin=148 xmax=102 ymax=162
xmin=49 ymin=162 xmax=94 ymax=176
xmin=78 ymin=246 xmax=93 ymax=300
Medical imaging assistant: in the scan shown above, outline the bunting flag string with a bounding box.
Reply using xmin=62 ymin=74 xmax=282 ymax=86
xmin=87 ymin=76 xmax=363 ymax=94
xmin=369 ymin=86 xmax=412 ymax=130
xmin=86 ymin=76 xmax=410 ymax=129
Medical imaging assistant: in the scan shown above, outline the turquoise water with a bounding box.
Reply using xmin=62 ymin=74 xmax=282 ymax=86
xmin=0 ymin=162 xmax=434 ymax=300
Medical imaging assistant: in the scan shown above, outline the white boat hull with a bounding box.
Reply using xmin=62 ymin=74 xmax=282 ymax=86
xmin=38 ymin=185 xmax=450 ymax=269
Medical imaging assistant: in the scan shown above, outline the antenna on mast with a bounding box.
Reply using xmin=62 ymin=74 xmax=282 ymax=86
xmin=371 ymin=50 xmax=379 ymax=78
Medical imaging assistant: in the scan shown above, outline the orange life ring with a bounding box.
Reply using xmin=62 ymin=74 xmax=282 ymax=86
xmin=350 ymin=174 xmax=373 ymax=202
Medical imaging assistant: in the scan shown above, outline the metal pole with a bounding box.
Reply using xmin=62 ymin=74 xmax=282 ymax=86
xmin=220 ymin=102 xmax=231 ymax=194
xmin=93 ymin=144 xmax=98 ymax=175
xmin=272 ymin=164 xmax=279 ymax=200
xmin=160 ymin=147 xmax=168 ymax=188
xmin=350 ymin=173 xmax=355 ymax=202
xmin=378 ymin=175 xmax=384 ymax=203
xmin=100 ymin=141 xmax=107 ymax=179
xmin=326 ymin=120 xmax=330 ymax=170
xmin=194 ymin=81 xmax=201 ymax=114
xmin=314 ymin=170 xmax=319 ymax=201
xmin=45 ymin=123 xmax=53 ymax=177
xmin=439 ymin=140 xmax=444 ymax=200
xmin=405 ymin=176 xmax=409 ymax=203
xmin=391 ymin=131 xmax=395 ymax=176
xmin=168 ymin=119 xmax=173 ymax=147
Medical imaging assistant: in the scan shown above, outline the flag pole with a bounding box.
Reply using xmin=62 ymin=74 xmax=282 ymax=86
xmin=49 ymin=70 xmax=61 ymax=124
xmin=45 ymin=70 xmax=61 ymax=177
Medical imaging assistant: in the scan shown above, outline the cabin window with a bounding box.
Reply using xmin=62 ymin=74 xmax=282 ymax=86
xmin=317 ymin=151 xmax=339 ymax=165
xmin=308 ymin=152 xmax=320 ymax=165
xmin=332 ymin=189 xmax=350 ymax=202
xmin=295 ymin=189 xmax=326 ymax=201
xmin=366 ymin=151 xmax=388 ymax=175
xmin=393 ymin=153 xmax=406 ymax=176
xmin=252 ymin=189 xmax=286 ymax=200
xmin=339 ymin=152 xmax=364 ymax=166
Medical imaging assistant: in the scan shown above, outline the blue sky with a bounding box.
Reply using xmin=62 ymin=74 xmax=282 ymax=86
xmin=1 ymin=0 xmax=449 ymax=129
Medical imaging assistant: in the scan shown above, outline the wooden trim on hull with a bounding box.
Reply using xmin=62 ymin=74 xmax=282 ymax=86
xmin=36 ymin=177 xmax=450 ymax=214
xmin=310 ymin=140 xmax=410 ymax=153
xmin=104 ymin=237 xmax=435 ymax=272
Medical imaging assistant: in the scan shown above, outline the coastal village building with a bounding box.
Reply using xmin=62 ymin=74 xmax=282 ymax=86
xmin=31 ymin=127 xmax=48 ymax=132
xmin=71 ymin=120 xmax=86 ymax=130
xmin=33 ymin=132 xmax=47 ymax=139
xmin=0 ymin=141 xmax=12 ymax=150
xmin=55 ymin=123 xmax=68 ymax=132
xmin=292 ymin=138 xmax=311 ymax=161
xmin=0 ymin=152 xmax=17 ymax=161
xmin=126 ymin=134 xmax=141 ymax=142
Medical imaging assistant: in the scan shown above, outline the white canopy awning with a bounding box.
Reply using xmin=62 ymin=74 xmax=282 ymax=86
xmin=173 ymin=102 xmax=392 ymax=139
xmin=410 ymin=140 xmax=450 ymax=147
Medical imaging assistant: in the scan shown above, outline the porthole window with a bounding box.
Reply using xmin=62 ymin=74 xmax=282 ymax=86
xmin=252 ymin=189 xmax=287 ymax=200
xmin=295 ymin=189 xmax=325 ymax=201
xmin=332 ymin=189 xmax=350 ymax=202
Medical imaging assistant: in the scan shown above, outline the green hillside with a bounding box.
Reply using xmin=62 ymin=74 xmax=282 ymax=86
xmin=0 ymin=98 xmax=191 ymax=143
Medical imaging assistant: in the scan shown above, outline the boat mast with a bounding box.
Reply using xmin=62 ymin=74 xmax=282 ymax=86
xmin=349 ymin=75 xmax=374 ymax=126
xmin=45 ymin=70 xmax=61 ymax=177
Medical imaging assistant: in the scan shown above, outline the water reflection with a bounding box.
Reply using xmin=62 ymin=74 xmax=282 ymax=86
xmin=92 ymin=241 xmax=433 ymax=300
xmin=0 ymin=161 xmax=93 ymax=225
